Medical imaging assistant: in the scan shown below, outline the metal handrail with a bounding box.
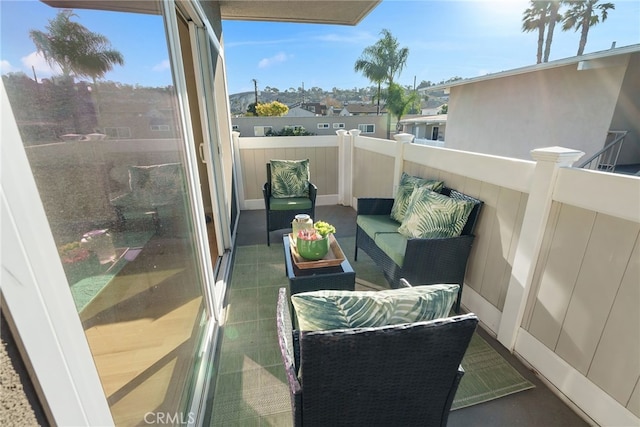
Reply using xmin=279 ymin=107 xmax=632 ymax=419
xmin=577 ymin=131 xmax=628 ymax=172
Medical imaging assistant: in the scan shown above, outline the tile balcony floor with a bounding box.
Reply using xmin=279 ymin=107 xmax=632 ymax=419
xmin=205 ymin=205 xmax=591 ymax=426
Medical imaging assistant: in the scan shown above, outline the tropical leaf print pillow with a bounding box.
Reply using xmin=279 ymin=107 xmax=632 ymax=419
xmin=397 ymin=186 xmax=475 ymax=238
xmin=291 ymin=284 xmax=459 ymax=331
xmin=390 ymin=172 xmax=443 ymax=223
xmin=270 ymin=159 xmax=310 ymax=198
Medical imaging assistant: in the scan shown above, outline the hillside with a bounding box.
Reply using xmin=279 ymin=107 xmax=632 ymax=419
xmin=229 ymin=86 xmax=447 ymax=115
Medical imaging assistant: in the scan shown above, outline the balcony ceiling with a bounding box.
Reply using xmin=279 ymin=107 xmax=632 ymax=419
xmin=42 ymin=0 xmax=381 ymax=25
xmin=219 ymin=0 xmax=380 ymax=25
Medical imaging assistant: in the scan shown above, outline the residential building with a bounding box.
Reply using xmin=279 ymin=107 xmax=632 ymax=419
xmin=399 ymin=113 xmax=448 ymax=145
xmin=421 ymin=45 xmax=640 ymax=167
xmin=232 ymin=115 xmax=388 ymax=138
xmin=339 ymin=103 xmax=387 ymax=116
xmin=2 ymin=1 xmax=638 ymax=427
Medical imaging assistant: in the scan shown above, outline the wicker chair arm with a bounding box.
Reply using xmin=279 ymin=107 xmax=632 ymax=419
xmin=402 ymin=235 xmax=475 ymax=284
xmin=308 ymin=182 xmax=318 ymax=202
xmin=276 ymin=289 xmax=302 ymax=395
xmin=262 ymin=182 xmax=271 ymax=208
xmin=357 ymin=198 xmax=395 ymax=215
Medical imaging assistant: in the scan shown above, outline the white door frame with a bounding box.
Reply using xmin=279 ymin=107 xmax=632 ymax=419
xmin=1 ymin=80 xmax=114 ymax=427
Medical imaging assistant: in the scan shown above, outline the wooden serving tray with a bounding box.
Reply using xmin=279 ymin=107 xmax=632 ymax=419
xmin=288 ymin=234 xmax=346 ymax=269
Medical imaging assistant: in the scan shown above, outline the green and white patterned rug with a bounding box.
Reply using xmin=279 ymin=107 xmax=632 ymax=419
xmin=453 ymin=333 xmax=535 ymax=409
xmin=69 ymin=231 xmax=153 ymax=312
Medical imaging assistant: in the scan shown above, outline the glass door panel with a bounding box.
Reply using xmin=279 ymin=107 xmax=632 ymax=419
xmin=1 ymin=2 xmax=210 ymax=424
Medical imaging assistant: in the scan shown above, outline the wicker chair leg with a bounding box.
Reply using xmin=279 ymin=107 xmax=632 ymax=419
xmin=354 ymin=234 xmax=359 ymax=261
xmin=266 ymin=211 xmax=271 ymax=246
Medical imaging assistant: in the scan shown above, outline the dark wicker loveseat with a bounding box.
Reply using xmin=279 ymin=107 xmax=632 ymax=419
xmin=355 ymin=187 xmax=483 ymax=313
xmin=276 ymin=287 xmax=479 ymax=427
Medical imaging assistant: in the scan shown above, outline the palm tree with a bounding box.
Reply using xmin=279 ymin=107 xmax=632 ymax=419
xmin=543 ymin=1 xmax=563 ymax=62
xmin=354 ymin=48 xmax=387 ymax=115
xmin=562 ymin=0 xmax=615 ymax=56
xmin=522 ymin=1 xmax=550 ymax=64
xmin=29 ymin=9 xmax=124 ymax=81
xmin=354 ymin=29 xmax=409 ymax=115
xmin=29 ymin=10 xmax=123 ymax=130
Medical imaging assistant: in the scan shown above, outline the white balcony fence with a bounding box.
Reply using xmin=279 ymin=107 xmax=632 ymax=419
xmin=234 ymin=131 xmax=640 ymax=427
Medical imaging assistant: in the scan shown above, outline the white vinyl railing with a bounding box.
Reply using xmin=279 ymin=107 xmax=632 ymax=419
xmin=234 ymin=131 xmax=640 ymax=427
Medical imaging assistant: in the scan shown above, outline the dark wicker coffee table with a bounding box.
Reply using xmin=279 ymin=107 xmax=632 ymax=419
xmin=282 ymin=234 xmax=355 ymax=295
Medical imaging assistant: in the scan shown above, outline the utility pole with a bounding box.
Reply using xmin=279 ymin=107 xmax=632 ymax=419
xmin=252 ymin=79 xmax=258 ymax=105
xmin=412 ymin=75 xmax=417 ymax=114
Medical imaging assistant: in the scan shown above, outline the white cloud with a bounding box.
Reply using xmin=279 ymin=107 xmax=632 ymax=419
xmin=21 ymin=51 xmax=61 ymax=78
xmin=152 ymin=59 xmax=171 ymax=72
xmin=314 ymin=30 xmax=374 ymax=44
xmin=0 ymin=60 xmax=19 ymax=74
xmin=258 ymin=52 xmax=290 ymax=69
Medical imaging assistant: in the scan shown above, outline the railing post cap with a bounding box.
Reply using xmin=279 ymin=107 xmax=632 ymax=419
xmin=336 ymin=129 xmax=349 ymax=136
xmin=530 ymin=146 xmax=584 ymax=165
xmin=393 ymin=133 xmax=414 ymax=144
xmin=348 ymin=129 xmax=361 ymax=137
xmin=231 ymin=131 xmax=240 ymax=137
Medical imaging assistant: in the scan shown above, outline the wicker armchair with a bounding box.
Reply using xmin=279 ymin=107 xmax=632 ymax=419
xmin=277 ymin=288 xmax=478 ymax=427
xmin=263 ymin=162 xmax=317 ymax=245
xmin=110 ymin=163 xmax=184 ymax=234
xmin=355 ymin=187 xmax=483 ymax=313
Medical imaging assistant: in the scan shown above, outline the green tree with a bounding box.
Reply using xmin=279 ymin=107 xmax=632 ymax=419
xmin=246 ymin=102 xmax=258 ymax=116
xmin=266 ymin=127 xmax=314 ymax=136
xmin=439 ymin=104 xmax=448 ymax=114
xmin=354 ymin=29 xmax=409 ymax=138
xmin=562 ymin=0 xmax=615 ymax=56
xmin=29 ymin=9 xmax=124 ymax=81
xmin=255 ymin=101 xmax=289 ymax=117
xmin=386 ymin=83 xmax=419 ymax=131
xmin=354 ymin=29 xmax=409 ymax=116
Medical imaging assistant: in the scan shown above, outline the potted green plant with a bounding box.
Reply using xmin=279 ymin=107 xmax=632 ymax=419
xmin=58 ymin=241 xmax=100 ymax=284
xmin=296 ymin=220 xmax=336 ymax=260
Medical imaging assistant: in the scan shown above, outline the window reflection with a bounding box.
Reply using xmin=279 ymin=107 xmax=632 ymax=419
xmin=1 ymin=4 xmax=206 ymax=424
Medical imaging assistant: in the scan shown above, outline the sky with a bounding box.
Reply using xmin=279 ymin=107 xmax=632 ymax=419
xmin=1 ymin=0 xmax=639 ymax=95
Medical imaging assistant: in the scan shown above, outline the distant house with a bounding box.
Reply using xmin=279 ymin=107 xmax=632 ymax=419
xmin=285 ymin=102 xmax=330 ymax=117
xmin=339 ymin=103 xmax=387 ymax=116
xmin=285 ymin=106 xmax=317 ymax=117
xmin=422 ymin=44 xmax=640 ymax=166
xmin=399 ymin=114 xmax=447 ymax=145
xmin=300 ymin=102 xmax=326 ymax=115
xmin=231 ymin=115 xmax=387 ymax=138
xmin=420 ymin=106 xmax=442 ymax=116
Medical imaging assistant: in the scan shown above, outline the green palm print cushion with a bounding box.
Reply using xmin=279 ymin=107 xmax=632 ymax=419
xmin=291 ymin=284 xmax=459 ymax=331
xmin=398 ymin=186 xmax=475 ymax=238
xmin=390 ymin=172 xmax=443 ymax=222
xmin=270 ymin=159 xmax=310 ymax=198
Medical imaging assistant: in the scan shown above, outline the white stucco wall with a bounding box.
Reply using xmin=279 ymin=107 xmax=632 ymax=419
xmin=444 ymin=55 xmax=632 ymax=161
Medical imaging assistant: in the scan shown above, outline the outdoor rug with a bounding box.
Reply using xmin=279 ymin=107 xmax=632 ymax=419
xmin=339 ymin=235 xmax=535 ymax=410
xmin=452 ymin=332 xmax=535 ymax=409
xmin=70 ymin=231 xmax=153 ymax=312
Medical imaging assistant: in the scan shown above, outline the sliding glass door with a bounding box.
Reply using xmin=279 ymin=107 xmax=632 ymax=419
xmin=1 ymin=1 xmax=219 ymax=424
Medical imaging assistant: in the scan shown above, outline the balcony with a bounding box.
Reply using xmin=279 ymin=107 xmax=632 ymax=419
xmin=6 ymin=127 xmax=638 ymax=426
xmin=208 ymin=205 xmax=589 ymax=426
xmin=216 ymin=131 xmax=640 ymax=426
